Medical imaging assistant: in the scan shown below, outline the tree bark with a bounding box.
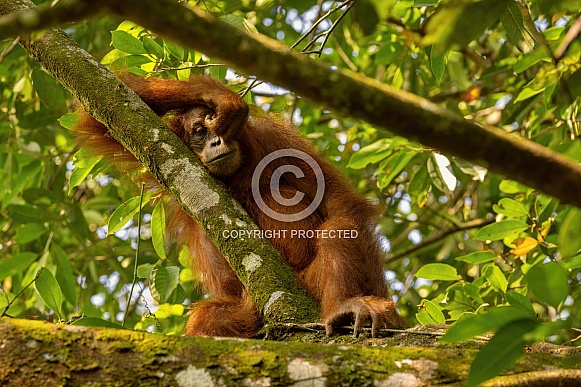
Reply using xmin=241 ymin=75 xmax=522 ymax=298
xmin=0 ymin=318 xmax=579 ymax=386
xmin=0 ymin=0 xmax=319 ymax=327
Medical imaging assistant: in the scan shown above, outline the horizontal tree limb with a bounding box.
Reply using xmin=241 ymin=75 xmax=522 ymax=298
xmin=1 ymin=318 xmax=579 ymax=386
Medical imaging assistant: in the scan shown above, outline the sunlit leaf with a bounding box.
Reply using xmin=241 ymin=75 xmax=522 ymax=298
xmin=427 ymin=154 xmax=456 ymax=192
xmin=377 ymin=150 xmax=416 ymax=189
xmin=137 ymin=263 xmax=156 ymax=279
xmin=509 ymin=237 xmax=538 ymax=256
xmin=69 ymin=150 xmax=102 ymax=193
xmin=483 ymin=265 xmax=507 ymax=293
xmin=456 ymin=251 xmax=497 ymax=264
xmin=415 ymin=263 xmax=462 ymax=281
xmin=35 ymin=269 xmax=64 ymax=318
xmin=111 ymin=30 xmax=147 ymax=55
xmin=474 ymin=220 xmax=529 ymax=241
xmin=498 ymin=180 xmax=529 ymax=194
xmin=347 ymin=138 xmax=394 ymax=169
xmin=58 ymin=112 xmax=79 ymax=130
xmin=453 ymin=158 xmax=487 ymax=181
xmin=493 ymin=198 xmax=528 ymax=218
xmin=416 ymin=299 xmax=446 ymax=325
xmin=514 ymin=86 xmax=544 ymax=103
xmin=108 ymin=194 xmax=151 ymax=235
xmin=151 ymin=202 xmax=167 ymax=259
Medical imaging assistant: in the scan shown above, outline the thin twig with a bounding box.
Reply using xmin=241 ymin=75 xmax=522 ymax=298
xmin=154 ymin=63 xmax=227 ymax=73
xmin=243 ymin=0 xmax=355 ymax=96
xmin=386 ymin=217 xmax=495 ymax=263
xmin=123 ymin=183 xmax=146 ymax=327
xmin=0 ymin=36 xmax=19 ymax=62
xmin=1 ymin=268 xmax=43 ymax=317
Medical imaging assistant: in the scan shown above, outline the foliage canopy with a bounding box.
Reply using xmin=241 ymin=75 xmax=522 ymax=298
xmin=0 ymin=0 xmax=580 ymax=384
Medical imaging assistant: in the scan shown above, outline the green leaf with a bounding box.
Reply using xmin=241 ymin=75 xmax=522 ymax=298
xmin=137 ymin=263 xmax=156 ymax=279
xmin=6 ymin=204 xmax=55 ymax=224
xmin=424 ymin=0 xmax=508 ymax=53
xmin=560 ymin=255 xmax=581 ymax=270
xmin=492 ymin=198 xmax=528 ymax=217
xmin=526 ymin=262 xmax=568 ymax=308
xmin=109 ymin=55 xmax=152 ymax=72
xmin=143 ymin=37 xmax=165 ymax=59
xmin=31 ymin=69 xmax=66 ymax=111
xmin=150 ymin=266 xmax=180 ymax=304
xmin=71 ymin=317 xmax=127 ymax=329
xmin=108 ymin=194 xmax=151 ymax=235
xmin=69 ymin=150 xmax=102 ymax=193
xmin=416 ymin=299 xmax=446 ymax=325
xmin=456 ymin=251 xmax=497 ymax=264
xmin=465 ymin=319 xmax=539 ymax=386
xmin=429 ymin=46 xmax=447 ymax=83
xmin=347 ymin=138 xmax=393 ymax=169
xmin=498 ymin=180 xmax=529 ymax=194
xmin=463 ymin=283 xmax=484 ymax=304
xmin=14 ymin=223 xmax=46 ymax=244
xmin=35 ymin=269 xmax=63 ymax=318
xmin=168 ymin=283 xmax=187 ymax=305
xmin=377 ymin=150 xmax=416 ymax=189
xmin=441 ymin=306 xmax=536 ymax=343
xmin=415 ymin=263 xmax=462 ymax=281
xmin=473 ymin=220 xmax=528 ymax=241
xmin=408 ymin=161 xmax=430 ymax=197
xmin=483 ymin=265 xmax=508 ymax=293
xmin=499 ymin=0 xmax=538 ymax=54
xmin=151 ymin=202 xmax=167 ymax=259
xmin=506 ymin=291 xmax=535 ymax=316
xmin=513 ymin=48 xmax=550 ymax=73
xmin=0 ymin=252 xmax=38 ymax=280
xmin=51 ymin=245 xmax=78 ymax=305
xmin=567 ymin=69 xmax=581 ymax=99
xmin=514 ymin=86 xmax=544 ymax=103
xmin=427 ymin=153 xmax=457 ymax=192
xmin=559 ymin=208 xmax=581 ymax=259
xmin=453 ymin=158 xmax=488 ymax=181
xmin=164 ymin=40 xmax=184 ymax=60
xmin=58 ymin=112 xmax=79 ymax=130
xmin=111 ymin=30 xmax=146 ymax=55
xmin=374 ymin=32 xmax=403 ymax=65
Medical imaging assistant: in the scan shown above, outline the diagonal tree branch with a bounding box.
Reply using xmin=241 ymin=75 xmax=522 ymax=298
xmin=98 ymin=0 xmax=581 ymax=209
xmin=0 ymin=0 xmax=319 ymax=327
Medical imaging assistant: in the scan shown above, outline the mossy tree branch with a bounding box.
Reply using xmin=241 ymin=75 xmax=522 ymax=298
xmin=1 ymin=318 xmax=579 ymax=386
xmin=0 ymin=0 xmax=319 ymax=327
